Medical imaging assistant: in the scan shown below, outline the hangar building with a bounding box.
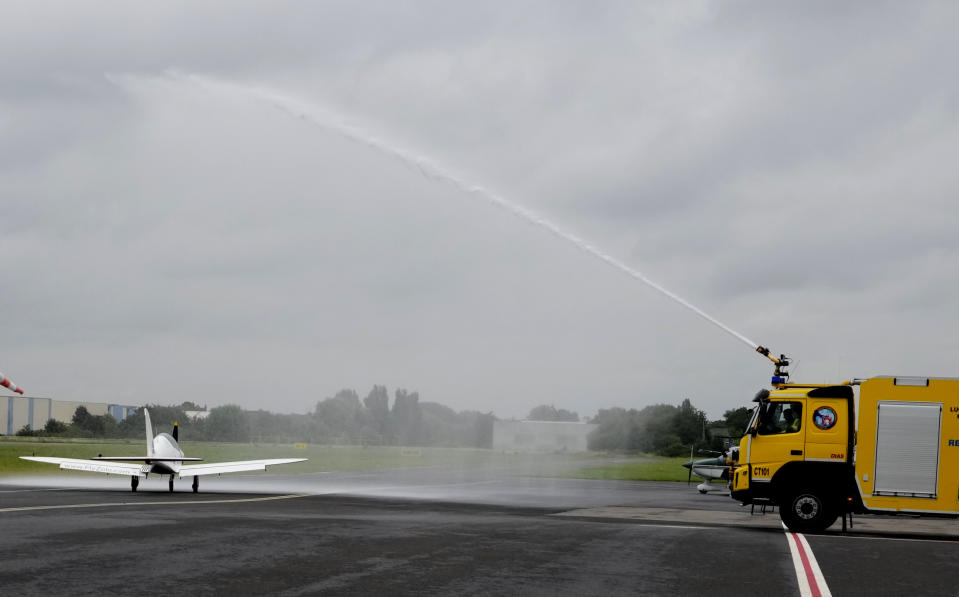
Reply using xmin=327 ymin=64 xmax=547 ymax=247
xmin=0 ymin=395 xmax=139 ymax=435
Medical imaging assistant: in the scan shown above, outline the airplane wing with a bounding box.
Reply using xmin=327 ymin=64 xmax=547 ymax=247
xmin=20 ymin=456 xmax=145 ymax=477
xmin=91 ymin=457 xmax=203 ymax=462
xmin=177 ymin=458 xmax=307 ymax=478
xmin=691 ymin=463 xmax=730 ymax=481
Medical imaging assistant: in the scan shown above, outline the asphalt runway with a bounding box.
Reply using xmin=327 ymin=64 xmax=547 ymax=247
xmin=2 ymin=471 xmax=959 ymax=596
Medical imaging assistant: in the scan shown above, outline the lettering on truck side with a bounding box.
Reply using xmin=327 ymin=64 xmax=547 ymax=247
xmin=949 ymin=439 xmax=959 ymax=447
xmin=752 ymin=466 xmax=770 ymax=477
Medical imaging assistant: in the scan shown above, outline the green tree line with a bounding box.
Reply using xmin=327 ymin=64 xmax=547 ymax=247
xmin=14 ymin=390 xmax=752 ymax=455
xmin=588 ymin=399 xmax=752 ymax=456
xmin=16 ymin=386 xmax=495 ymax=449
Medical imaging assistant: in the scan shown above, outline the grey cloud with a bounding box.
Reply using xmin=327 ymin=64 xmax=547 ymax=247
xmin=2 ymin=2 xmax=959 ymax=419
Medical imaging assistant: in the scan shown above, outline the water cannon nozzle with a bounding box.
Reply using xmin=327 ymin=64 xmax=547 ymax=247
xmin=757 ymin=345 xmax=791 ymax=386
xmin=756 ymin=346 xmax=782 ymax=365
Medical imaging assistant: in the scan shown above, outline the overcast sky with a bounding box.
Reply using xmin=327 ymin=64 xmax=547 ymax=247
xmin=2 ymin=2 xmax=958 ymax=419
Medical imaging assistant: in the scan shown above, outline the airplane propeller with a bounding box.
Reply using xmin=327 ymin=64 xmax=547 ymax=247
xmin=172 ymin=421 xmax=179 ymax=442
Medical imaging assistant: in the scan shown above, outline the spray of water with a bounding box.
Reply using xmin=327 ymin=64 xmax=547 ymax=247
xmin=169 ymin=71 xmax=759 ymax=352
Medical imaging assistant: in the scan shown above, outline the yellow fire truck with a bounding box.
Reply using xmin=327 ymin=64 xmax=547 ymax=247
xmin=730 ymin=349 xmax=959 ymax=532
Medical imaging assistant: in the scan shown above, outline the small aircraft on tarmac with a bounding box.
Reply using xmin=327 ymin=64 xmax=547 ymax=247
xmin=682 ymin=447 xmax=736 ymax=494
xmin=20 ymin=409 xmax=306 ymax=492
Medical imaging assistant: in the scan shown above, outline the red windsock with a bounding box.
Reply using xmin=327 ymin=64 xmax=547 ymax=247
xmin=0 ymin=372 xmax=24 ymax=395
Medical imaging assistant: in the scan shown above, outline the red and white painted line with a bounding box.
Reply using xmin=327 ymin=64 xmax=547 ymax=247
xmin=782 ymin=523 xmax=832 ymax=597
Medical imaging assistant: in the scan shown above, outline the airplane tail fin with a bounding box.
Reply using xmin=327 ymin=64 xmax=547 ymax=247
xmin=172 ymin=421 xmax=179 ymax=442
xmin=144 ymin=409 xmax=155 ymax=457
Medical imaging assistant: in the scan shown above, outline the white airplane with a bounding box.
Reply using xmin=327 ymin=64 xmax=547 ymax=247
xmin=20 ymin=409 xmax=307 ymax=493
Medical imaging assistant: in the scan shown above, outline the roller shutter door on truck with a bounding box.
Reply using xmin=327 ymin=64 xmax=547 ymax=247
xmin=873 ymin=402 xmax=941 ymax=498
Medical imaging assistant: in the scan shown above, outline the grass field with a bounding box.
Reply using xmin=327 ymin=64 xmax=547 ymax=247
xmin=1 ymin=439 xmax=595 ymax=476
xmin=1 ymin=438 xmax=689 ymax=482
xmin=565 ymin=456 xmax=691 ymax=482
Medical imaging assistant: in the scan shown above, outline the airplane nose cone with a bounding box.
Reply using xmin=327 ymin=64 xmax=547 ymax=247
xmin=682 ymin=461 xmax=692 ymax=470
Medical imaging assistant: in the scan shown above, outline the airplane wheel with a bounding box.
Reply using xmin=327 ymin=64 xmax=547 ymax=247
xmin=169 ymin=477 xmax=174 ymax=493
xmin=698 ymin=487 xmax=708 ymax=494
xmin=131 ymin=476 xmax=139 ymax=492
xmin=192 ymin=477 xmax=199 ymax=493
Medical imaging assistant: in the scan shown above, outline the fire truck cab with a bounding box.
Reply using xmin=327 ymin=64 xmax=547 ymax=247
xmin=731 ymin=376 xmax=959 ymax=532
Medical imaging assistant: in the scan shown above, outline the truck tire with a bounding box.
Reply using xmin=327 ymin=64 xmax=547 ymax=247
xmin=779 ymin=487 xmax=838 ymax=533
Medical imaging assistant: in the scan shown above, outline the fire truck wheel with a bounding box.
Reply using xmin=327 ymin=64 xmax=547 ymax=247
xmin=780 ymin=487 xmax=838 ymax=533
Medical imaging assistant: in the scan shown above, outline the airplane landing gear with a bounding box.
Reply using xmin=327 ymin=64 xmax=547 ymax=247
xmin=131 ymin=476 xmax=139 ymax=492
xmin=192 ymin=476 xmax=199 ymax=493
xmin=169 ymin=477 xmax=174 ymax=493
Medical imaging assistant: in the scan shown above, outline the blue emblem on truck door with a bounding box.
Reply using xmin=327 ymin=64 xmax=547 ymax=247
xmin=813 ymin=406 xmax=837 ymax=430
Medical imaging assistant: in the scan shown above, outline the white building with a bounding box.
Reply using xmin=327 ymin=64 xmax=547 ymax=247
xmin=492 ymin=420 xmax=598 ymax=453
xmin=1 ymin=395 xmax=138 ymax=435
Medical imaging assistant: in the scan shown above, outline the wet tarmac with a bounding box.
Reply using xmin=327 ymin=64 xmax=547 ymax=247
xmin=2 ymin=471 xmax=958 ymax=595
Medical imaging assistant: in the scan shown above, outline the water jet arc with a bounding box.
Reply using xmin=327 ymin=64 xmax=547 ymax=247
xmin=175 ymin=72 xmax=763 ymax=356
